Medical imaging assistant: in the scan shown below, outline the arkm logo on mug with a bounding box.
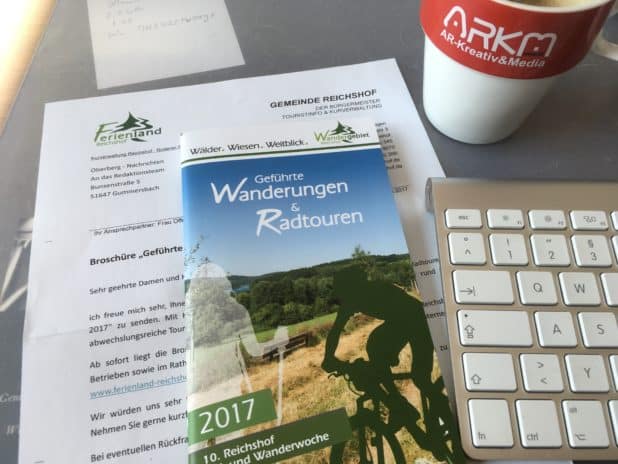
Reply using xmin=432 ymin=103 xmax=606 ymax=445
xmin=443 ymin=5 xmax=557 ymax=67
xmin=421 ymin=0 xmax=614 ymax=79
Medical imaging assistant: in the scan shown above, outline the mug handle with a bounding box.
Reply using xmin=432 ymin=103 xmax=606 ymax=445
xmin=592 ymin=2 xmax=618 ymax=61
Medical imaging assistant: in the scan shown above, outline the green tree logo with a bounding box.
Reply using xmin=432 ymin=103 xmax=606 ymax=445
xmin=94 ymin=112 xmax=161 ymax=145
xmin=314 ymin=121 xmax=357 ymax=144
xmin=328 ymin=121 xmax=356 ymax=143
xmin=112 ymin=112 xmax=154 ymax=142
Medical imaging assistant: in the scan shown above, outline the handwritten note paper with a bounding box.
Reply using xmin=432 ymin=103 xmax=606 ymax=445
xmin=87 ymin=0 xmax=244 ymax=88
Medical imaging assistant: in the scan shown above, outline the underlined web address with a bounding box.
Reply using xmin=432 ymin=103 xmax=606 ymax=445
xmin=90 ymin=374 xmax=186 ymax=399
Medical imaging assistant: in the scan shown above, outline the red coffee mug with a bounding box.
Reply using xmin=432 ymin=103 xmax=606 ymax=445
xmin=421 ymin=0 xmax=617 ymax=143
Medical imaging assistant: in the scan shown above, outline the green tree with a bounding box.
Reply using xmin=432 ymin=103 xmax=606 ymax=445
xmin=281 ymin=302 xmax=300 ymax=325
xmin=250 ymin=280 xmax=273 ymax=310
xmin=293 ymin=277 xmax=316 ymax=305
xmin=249 ymin=302 xmax=282 ymax=330
xmin=352 ymin=245 xmax=377 ymax=278
xmin=316 ymin=276 xmax=333 ymax=299
xmin=235 ymin=292 xmax=251 ymax=309
xmin=313 ymin=296 xmax=330 ymax=316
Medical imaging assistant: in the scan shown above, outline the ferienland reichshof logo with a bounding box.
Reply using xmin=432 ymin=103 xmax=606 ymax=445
xmin=314 ymin=121 xmax=370 ymax=144
xmin=94 ymin=112 xmax=162 ymax=146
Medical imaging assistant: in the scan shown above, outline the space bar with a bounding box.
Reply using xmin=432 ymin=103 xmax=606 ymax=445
xmin=453 ymin=270 xmax=514 ymax=304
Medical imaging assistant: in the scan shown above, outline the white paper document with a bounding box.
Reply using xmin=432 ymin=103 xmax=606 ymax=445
xmin=21 ymin=59 xmax=450 ymax=463
xmin=86 ymin=0 xmax=244 ymax=89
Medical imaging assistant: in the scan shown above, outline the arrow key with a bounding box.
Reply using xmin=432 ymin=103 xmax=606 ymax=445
xmin=463 ymin=353 xmax=516 ymax=391
xmin=520 ymin=354 xmax=563 ymax=392
xmin=453 ymin=270 xmax=514 ymax=304
xmin=458 ymin=310 xmax=532 ymax=346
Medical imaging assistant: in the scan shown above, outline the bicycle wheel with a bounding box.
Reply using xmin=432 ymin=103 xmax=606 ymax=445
xmin=330 ymin=412 xmax=406 ymax=464
xmin=418 ymin=387 xmax=464 ymax=464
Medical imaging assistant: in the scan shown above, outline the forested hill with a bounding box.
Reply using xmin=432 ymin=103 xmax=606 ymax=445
xmin=229 ymin=253 xmax=411 ymax=290
xmin=227 ymin=253 xmax=413 ymax=331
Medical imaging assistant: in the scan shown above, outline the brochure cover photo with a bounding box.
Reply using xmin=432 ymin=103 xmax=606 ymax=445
xmin=180 ymin=118 xmax=463 ymax=464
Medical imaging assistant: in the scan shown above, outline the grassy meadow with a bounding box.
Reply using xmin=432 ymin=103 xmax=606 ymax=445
xmin=254 ymin=312 xmax=338 ymax=343
xmin=192 ymin=314 xmax=445 ymax=464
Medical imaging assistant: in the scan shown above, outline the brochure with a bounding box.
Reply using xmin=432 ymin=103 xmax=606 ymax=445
xmin=180 ymin=118 xmax=464 ymax=464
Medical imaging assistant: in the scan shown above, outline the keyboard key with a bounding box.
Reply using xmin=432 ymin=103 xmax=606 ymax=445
xmin=613 ymin=236 xmax=618 ymax=261
xmin=520 ymin=354 xmax=563 ymax=392
xmin=562 ymin=400 xmax=610 ymax=448
xmin=469 ymin=399 xmax=514 ymax=448
xmin=517 ymin=271 xmax=558 ymax=305
xmin=516 ymin=400 xmax=562 ymax=448
xmin=487 ymin=209 xmax=524 ymax=229
xmin=445 ymin=209 xmax=482 ymax=228
xmin=570 ymin=210 xmax=609 ymax=231
xmin=458 ymin=310 xmax=532 ymax=346
xmin=565 ymin=355 xmax=609 ymax=392
xmin=531 ymin=234 xmax=570 ymax=266
xmin=463 ymin=353 xmax=516 ymax=391
xmin=529 ymin=210 xmax=566 ymax=230
xmin=559 ymin=272 xmax=601 ymax=306
xmin=610 ymin=356 xmax=618 ymax=390
xmin=578 ymin=312 xmax=618 ymax=348
xmin=602 ymin=273 xmax=618 ymax=306
xmin=610 ymin=401 xmax=618 ymax=445
xmin=612 ymin=212 xmax=618 ymax=230
xmin=571 ymin=235 xmax=613 ymax=267
xmin=489 ymin=234 xmax=528 ymax=265
xmin=453 ymin=270 xmax=514 ymax=304
xmin=448 ymin=233 xmax=486 ymax=265
xmin=535 ymin=312 xmax=578 ymax=347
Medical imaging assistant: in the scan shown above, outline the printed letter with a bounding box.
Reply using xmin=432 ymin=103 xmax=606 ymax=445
xmin=256 ymin=209 xmax=282 ymax=236
xmin=468 ymin=17 xmax=497 ymax=50
xmin=210 ymin=177 xmax=248 ymax=204
xmin=443 ymin=6 xmax=467 ymax=39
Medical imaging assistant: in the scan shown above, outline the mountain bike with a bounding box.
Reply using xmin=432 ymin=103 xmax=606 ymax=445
xmin=328 ymin=357 xmax=459 ymax=464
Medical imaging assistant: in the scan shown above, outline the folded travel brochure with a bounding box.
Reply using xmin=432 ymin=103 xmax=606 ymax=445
xmin=180 ymin=118 xmax=464 ymax=464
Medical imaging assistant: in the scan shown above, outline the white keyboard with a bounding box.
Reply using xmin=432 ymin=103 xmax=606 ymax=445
xmin=427 ymin=179 xmax=618 ymax=461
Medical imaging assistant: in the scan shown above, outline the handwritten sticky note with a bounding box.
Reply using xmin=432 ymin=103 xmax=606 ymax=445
xmin=86 ymin=0 xmax=244 ymax=89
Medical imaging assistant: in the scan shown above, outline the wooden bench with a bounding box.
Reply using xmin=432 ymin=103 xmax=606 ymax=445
xmin=262 ymin=332 xmax=309 ymax=361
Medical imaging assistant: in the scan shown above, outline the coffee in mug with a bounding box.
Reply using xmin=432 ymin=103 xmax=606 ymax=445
xmin=514 ymin=0 xmax=596 ymax=7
